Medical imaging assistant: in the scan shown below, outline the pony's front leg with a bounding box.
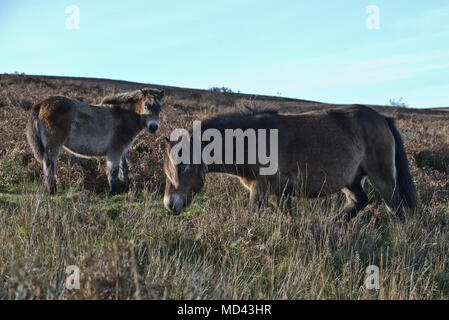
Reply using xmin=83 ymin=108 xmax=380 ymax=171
xmin=248 ymin=181 xmax=269 ymax=212
xmin=119 ymin=153 xmax=129 ymax=191
xmin=106 ymin=155 xmax=120 ymax=195
xmin=273 ymin=193 xmax=294 ymax=213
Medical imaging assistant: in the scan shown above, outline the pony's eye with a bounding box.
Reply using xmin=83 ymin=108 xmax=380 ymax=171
xmin=179 ymin=165 xmax=189 ymax=174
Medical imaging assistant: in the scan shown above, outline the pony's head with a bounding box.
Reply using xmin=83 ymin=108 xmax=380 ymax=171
xmin=101 ymin=88 xmax=165 ymax=134
xmin=163 ymin=139 xmax=205 ymax=215
xmin=138 ymin=88 xmax=164 ymax=134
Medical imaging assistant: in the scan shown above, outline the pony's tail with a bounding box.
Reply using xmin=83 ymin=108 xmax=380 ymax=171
xmin=385 ymin=117 xmax=417 ymax=209
xmin=26 ymin=103 xmax=45 ymax=163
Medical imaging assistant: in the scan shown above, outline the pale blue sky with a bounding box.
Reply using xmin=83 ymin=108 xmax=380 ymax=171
xmin=1 ymin=1 xmax=449 ymax=107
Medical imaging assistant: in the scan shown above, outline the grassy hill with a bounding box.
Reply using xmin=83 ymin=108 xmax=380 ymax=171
xmin=0 ymin=74 xmax=448 ymax=299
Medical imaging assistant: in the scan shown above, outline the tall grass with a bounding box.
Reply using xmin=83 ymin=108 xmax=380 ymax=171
xmin=0 ymin=74 xmax=448 ymax=299
xmin=0 ymin=176 xmax=447 ymax=299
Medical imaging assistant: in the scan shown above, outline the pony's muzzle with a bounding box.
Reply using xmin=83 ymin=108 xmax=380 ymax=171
xmin=147 ymin=120 xmax=158 ymax=134
xmin=164 ymin=194 xmax=183 ymax=215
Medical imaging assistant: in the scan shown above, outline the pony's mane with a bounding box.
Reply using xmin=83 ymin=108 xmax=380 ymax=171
xmin=201 ymin=103 xmax=279 ymax=130
xmin=101 ymin=90 xmax=143 ymax=105
xmin=234 ymin=103 xmax=278 ymax=116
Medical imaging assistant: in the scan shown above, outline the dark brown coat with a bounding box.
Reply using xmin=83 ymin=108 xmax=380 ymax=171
xmin=163 ymin=105 xmax=416 ymax=221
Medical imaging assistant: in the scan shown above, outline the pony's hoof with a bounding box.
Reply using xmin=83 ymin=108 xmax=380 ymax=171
xmin=46 ymin=184 xmax=57 ymax=195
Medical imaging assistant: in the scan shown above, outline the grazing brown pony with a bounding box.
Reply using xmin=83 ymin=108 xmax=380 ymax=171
xmin=26 ymin=88 xmax=164 ymax=195
xmin=163 ymin=105 xmax=416 ymax=221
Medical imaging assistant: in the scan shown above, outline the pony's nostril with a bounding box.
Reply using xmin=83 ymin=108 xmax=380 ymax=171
xmin=148 ymin=123 xmax=158 ymax=132
xmin=169 ymin=199 xmax=175 ymax=211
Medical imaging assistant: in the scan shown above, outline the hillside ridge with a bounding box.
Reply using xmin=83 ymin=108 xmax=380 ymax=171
xmin=1 ymin=73 xmax=448 ymax=115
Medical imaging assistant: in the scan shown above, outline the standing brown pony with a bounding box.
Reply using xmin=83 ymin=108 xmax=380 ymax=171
xmin=26 ymin=88 xmax=164 ymax=195
xmin=163 ymin=105 xmax=416 ymax=221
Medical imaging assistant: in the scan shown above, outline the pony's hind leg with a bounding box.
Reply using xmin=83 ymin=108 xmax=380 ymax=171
xmin=106 ymin=153 xmax=121 ymax=195
xmin=334 ymin=176 xmax=369 ymax=222
xmin=368 ymin=173 xmax=403 ymax=221
xmin=119 ymin=153 xmax=129 ymax=191
xmin=43 ymin=147 xmax=61 ymax=195
xmin=364 ymin=149 xmax=404 ymax=220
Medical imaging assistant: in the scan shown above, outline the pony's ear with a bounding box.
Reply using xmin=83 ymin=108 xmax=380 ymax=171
xmin=140 ymin=88 xmax=148 ymax=96
xmin=157 ymin=90 xmax=165 ymax=100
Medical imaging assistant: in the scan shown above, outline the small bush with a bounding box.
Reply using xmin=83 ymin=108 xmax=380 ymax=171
xmin=414 ymin=150 xmax=449 ymax=173
xmin=389 ymin=98 xmax=409 ymax=108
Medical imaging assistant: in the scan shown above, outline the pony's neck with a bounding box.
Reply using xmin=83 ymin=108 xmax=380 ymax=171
xmin=188 ymin=132 xmax=255 ymax=179
xmin=113 ymin=101 xmax=142 ymax=113
xmin=205 ymin=163 xmax=234 ymax=174
xmin=112 ymin=104 xmax=147 ymax=132
xmin=204 ymin=163 xmax=254 ymax=179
